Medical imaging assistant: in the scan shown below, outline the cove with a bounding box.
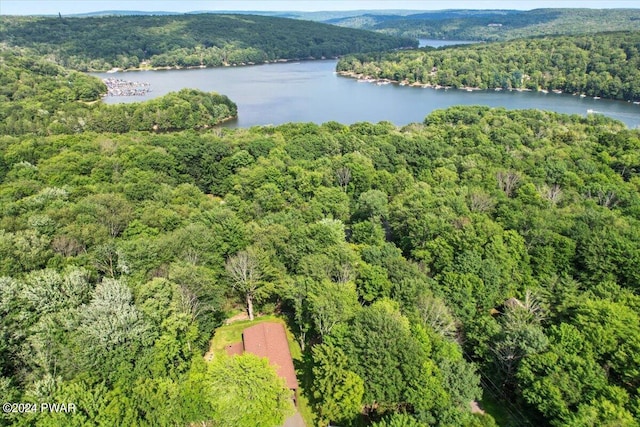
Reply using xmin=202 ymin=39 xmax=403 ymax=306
xmin=94 ymin=59 xmax=640 ymax=129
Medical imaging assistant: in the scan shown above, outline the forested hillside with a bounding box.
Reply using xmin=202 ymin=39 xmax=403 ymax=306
xmin=1 ymin=101 xmax=639 ymax=425
xmin=328 ymin=8 xmax=640 ymax=41
xmin=337 ymin=32 xmax=640 ymax=102
xmin=0 ymin=47 xmax=237 ymax=135
xmin=0 ymin=13 xmax=417 ymax=71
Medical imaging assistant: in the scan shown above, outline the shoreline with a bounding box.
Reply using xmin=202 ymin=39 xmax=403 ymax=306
xmin=98 ymin=56 xmax=341 ymax=74
xmin=215 ymin=115 xmax=238 ymax=126
xmin=336 ymin=71 xmax=639 ymax=101
xmin=338 ymin=70 xmax=472 ymax=91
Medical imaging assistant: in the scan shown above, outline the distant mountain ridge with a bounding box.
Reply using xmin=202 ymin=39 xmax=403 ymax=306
xmin=326 ymin=8 xmax=640 ymax=41
xmin=53 ymin=9 xmax=428 ymax=19
xmin=68 ymin=10 xmax=180 ymax=16
xmin=60 ymin=8 xmax=640 ymax=42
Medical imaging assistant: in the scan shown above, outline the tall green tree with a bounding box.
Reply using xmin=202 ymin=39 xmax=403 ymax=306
xmin=312 ymin=342 xmax=364 ymax=426
xmin=340 ymin=300 xmax=434 ymax=414
xmin=206 ymin=354 xmax=295 ymax=427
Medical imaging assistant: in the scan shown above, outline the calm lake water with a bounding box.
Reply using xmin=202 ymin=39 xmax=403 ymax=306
xmin=95 ymin=52 xmax=640 ymax=129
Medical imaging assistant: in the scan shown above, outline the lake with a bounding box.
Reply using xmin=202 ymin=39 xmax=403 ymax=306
xmin=94 ymin=59 xmax=640 ymax=129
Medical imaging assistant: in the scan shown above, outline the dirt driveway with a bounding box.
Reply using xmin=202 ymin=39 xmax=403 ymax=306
xmin=283 ymin=411 xmax=306 ymax=427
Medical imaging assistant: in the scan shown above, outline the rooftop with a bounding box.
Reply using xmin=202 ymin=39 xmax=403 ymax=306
xmin=242 ymin=322 xmax=299 ymax=390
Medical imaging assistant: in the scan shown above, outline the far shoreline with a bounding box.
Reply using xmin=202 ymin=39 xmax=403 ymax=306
xmin=335 ymin=70 xmax=636 ymax=102
xmin=99 ymin=56 xmax=342 ymax=74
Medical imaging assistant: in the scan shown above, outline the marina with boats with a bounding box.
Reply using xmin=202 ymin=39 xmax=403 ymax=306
xmin=103 ymin=78 xmax=151 ymax=97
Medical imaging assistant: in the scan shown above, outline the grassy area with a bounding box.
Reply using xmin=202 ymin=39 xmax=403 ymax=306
xmin=207 ymin=314 xmax=280 ymax=357
xmin=207 ymin=315 xmax=317 ymax=426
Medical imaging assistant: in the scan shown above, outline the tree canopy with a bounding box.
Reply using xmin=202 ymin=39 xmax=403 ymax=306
xmin=0 ymin=46 xmax=237 ymax=135
xmin=1 ymin=26 xmax=640 ymax=425
xmin=329 ymin=8 xmax=640 ymax=42
xmin=2 ymin=103 xmax=639 ymax=425
xmin=338 ymin=31 xmax=640 ymax=102
xmin=0 ymin=13 xmax=417 ymax=71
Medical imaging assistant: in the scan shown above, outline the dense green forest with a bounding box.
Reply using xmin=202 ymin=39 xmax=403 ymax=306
xmin=328 ymin=8 xmax=640 ymax=41
xmin=85 ymin=8 xmax=639 ymax=42
xmin=2 ymin=95 xmax=640 ymax=425
xmin=0 ymin=47 xmax=237 ymax=135
xmin=337 ymin=31 xmax=640 ymax=102
xmin=0 ymin=13 xmax=416 ymax=71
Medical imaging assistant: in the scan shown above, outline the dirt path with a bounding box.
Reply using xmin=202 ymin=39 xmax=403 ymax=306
xmin=224 ymin=311 xmax=249 ymax=325
xmin=283 ymin=411 xmax=306 ymax=427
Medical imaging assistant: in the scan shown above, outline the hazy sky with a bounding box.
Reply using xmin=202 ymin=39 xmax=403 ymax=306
xmin=1 ymin=0 xmax=638 ymax=15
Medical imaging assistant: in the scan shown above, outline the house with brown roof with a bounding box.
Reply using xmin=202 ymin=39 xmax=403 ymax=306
xmin=225 ymin=322 xmax=299 ymax=404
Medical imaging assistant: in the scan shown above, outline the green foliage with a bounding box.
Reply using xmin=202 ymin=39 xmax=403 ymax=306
xmin=0 ymin=14 xmax=416 ymax=71
xmin=338 ymin=32 xmax=640 ymax=101
xmin=0 ymin=46 xmax=238 ymax=136
xmin=207 ymin=354 xmax=295 ymax=427
xmin=517 ymin=322 xmax=637 ymax=426
xmin=87 ymin=89 xmax=238 ymax=133
xmin=1 ymin=97 xmax=640 ymax=426
xmin=331 ymin=8 xmax=640 ymax=42
xmin=308 ymin=280 xmax=359 ymax=337
xmin=371 ymin=412 xmax=427 ymax=427
xmin=74 ymin=279 xmax=156 ymax=377
xmin=311 ymin=342 xmax=364 ymax=425
xmin=335 ymin=299 xmax=470 ymax=420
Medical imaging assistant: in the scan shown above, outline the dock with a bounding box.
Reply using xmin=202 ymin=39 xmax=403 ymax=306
xmin=103 ymin=78 xmax=151 ymax=97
